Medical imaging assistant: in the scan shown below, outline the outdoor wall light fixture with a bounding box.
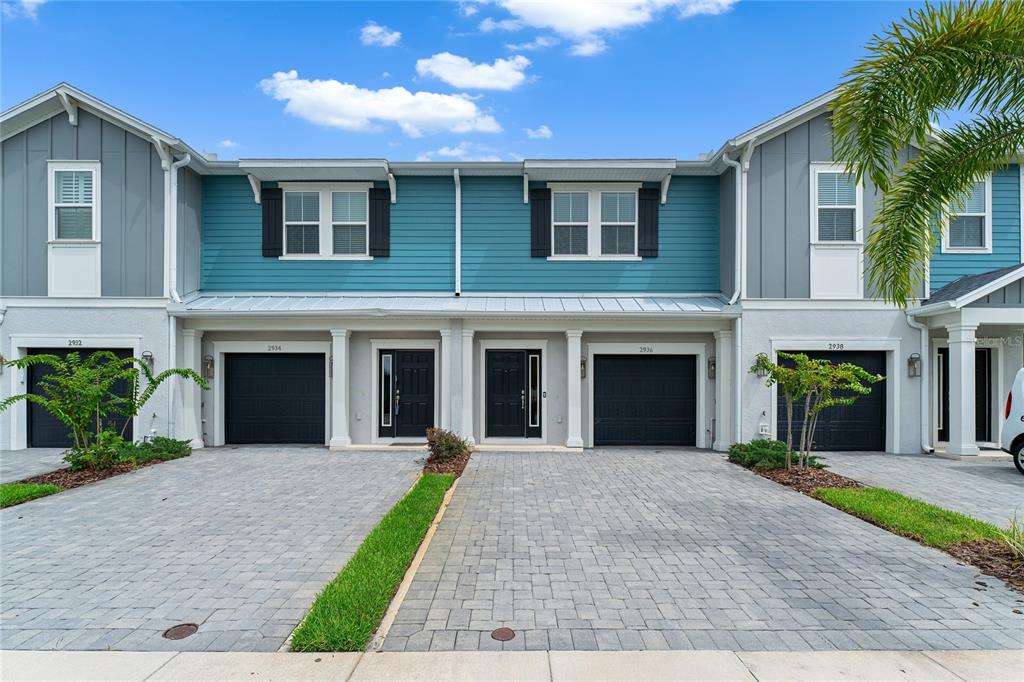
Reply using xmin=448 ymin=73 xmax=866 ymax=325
xmin=755 ymin=364 xmax=769 ymax=378
xmin=141 ymin=350 xmax=155 ymax=371
xmin=907 ymin=352 xmax=922 ymax=378
xmin=708 ymin=356 xmax=717 ymax=380
xmin=202 ymin=354 xmax=214 ymax=379
xmin=580 ymin=356 xmax=587 ymax=379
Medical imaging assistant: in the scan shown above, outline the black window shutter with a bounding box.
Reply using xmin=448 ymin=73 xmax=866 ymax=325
xmin=638 ymin=187 xmax=659 ymax=257
xmin=529 ymin=188 xmax=551 ymax=257
xmin=261 ymin=187 xmax=283 ymax=257
xmin=368 ymin=187 xmax=391 ymax=257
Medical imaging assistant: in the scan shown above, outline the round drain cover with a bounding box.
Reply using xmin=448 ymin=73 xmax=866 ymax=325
xmin=491 ymin=627 xmax=515 ymax=641
xmin=162 ymin=623 xmax=198 ymax=640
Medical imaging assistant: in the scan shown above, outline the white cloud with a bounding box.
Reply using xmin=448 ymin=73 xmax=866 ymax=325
xmin=2 ymin=0 xmax=46 ymax=19
xmin=569 ymin=37 xmax=607 ymax=56
xmin=488 ymin=0 xmax=736 ymax=56
xmin=416 ymin=53 xmax=530 ymax=91
xmin=416 ymin=141 xmax=503 ymax=162
xmin=525 ymin=125 xmax=552 ymax=139
xmin=458 ymin=1 xmax=479 ymax=17
xmin=478 ymin=16 xmax=523 ymax=32
xmin=360 ymin=21 xmax=401 ymax=47
xmin=217 ymin=139 xmax=239 ymax=149
xmin=260 ymin=70 xmax=501 ymax=138
xmin=505 ymin=36 xmax=558 ymax=51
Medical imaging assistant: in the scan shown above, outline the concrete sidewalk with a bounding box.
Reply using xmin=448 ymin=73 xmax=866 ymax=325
xmin=2 ymin=649 xmax=1021 ymax=681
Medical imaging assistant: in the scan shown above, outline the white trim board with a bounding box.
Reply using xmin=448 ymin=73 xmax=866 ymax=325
xmin=369 ymin=338 xmax=441 ymax=445
xmin=766 ymin=337 xmax=901 ymax=454
xmin=210 ymin=340 xmax=331 ymax=447
xmin=7 ymin=334 xmax=142 ymax=450
xmin=477 ymin=339 xmax=549 ymax=445
xmin=585 ymin=341 xmax=708 ymax=449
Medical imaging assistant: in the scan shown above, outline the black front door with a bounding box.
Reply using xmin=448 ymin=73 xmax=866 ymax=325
xmin=224 ymin=353 xmax=326 ymax=444
xmin=379 ymin=350 xmax=435 ymax=439
xmin=938 ymin=347 xmax=992 ymax=443
xmin=27 ymin=347 xmax=134 ymax=447
xmin=485 ymin=350 xmax=543 ymax=438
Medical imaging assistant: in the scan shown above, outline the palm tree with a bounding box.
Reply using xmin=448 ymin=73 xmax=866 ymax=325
xmin=832 ymin=1 xmax=1024 ymax=306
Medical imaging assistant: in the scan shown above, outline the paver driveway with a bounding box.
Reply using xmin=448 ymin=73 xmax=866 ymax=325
xmin=816 ymin=452 xmax=1021 ymax=527
xmin=1 ymin=448 xmax=68 ymax=483
xmin=384 ymin=449 xmax=1024 ymax=652
xmin=1 ymin=446 xmax=421 ymax=652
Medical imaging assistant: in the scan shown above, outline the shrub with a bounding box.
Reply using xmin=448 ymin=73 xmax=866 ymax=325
xmin=1000 ymin=515 xmax=1024 ymax=565
xmin=64 ymin=429 xmax=127 ymax=471
xmin=728 ymin=439 xmax=822 ymax=471
xmin=426 ymin=428 xmax=470 ymax=464
xmin=132 ymin=436 xmax=192 ymax=464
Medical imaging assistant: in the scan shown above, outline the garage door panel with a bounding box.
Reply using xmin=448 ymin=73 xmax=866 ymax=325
xmin=225 ymin=353 xmax=326 ymax=444
xmin=594 ymin=355 xmax=696 ymax=446
xmin=776 ymin=350 xmax=885 ymax=451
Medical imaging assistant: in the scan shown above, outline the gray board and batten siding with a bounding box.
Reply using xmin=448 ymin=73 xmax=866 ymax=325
xmin=2 ymin=110 xmax=165 ymax=297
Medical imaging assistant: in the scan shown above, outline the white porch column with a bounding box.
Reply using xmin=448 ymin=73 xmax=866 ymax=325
xmin=440 ymin=328 xmax=452 ymax=430
xmin=461 ymin=329 xmax=475 ymax=444
xmin=713 ymin=329 xmax=733 ymax=452
xmin=566 ymin=330 xmax=584 ymax=448
xmin=947 ymin=322 xmax=979 ymax=456
xmin=330 ymin=329 xmax=352 ymax=448
xmin=181 ymin=329 xmax=204 ymax=448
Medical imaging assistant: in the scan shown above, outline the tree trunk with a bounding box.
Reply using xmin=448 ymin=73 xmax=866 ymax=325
xmin=785 ymin=399 xmax=794 ymax=469
xmin=798 ymin=392 xmax=812 ymax=467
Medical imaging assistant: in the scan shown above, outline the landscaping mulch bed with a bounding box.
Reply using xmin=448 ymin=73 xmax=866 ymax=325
xmin=422 ymin=450 xmax=472 ymax=477
xmin=948 ymin=540 xmax=1024 ymax=594
xmin=756 ymin=466 xmax=862 ymax=494
xmin=18 ymin=460 xmax=159 ymax=491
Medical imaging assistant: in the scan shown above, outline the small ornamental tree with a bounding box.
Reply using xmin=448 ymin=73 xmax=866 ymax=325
xmin=751 ymin=352 xmax=883 ymax=468
xmin=0 ymin=350 xmax=207 ymax=448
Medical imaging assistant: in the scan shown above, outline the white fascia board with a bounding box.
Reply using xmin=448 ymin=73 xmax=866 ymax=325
xmin=238 ymin=158 xmax=390 ymax=182
xmin=908 ymin=265 xmax=1024 ymax=316
xmin=727 ymin=89 xmax=840 ymax=148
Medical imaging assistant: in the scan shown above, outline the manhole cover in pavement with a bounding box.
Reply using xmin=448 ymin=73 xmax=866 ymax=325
xmin=491 ymin=627 xmax=515 ymax=641
xmin=163 ymin=623 xmax=198 ymax=640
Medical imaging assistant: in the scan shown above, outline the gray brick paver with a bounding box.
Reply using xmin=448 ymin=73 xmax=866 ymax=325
xmin=383 ymin=449 xmax=1024 ymax=652
xmin=1 ymin=446 xmax=420 ymax=651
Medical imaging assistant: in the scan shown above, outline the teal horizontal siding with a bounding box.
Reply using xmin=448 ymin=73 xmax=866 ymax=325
xmin=460 ymin=176 xmax=720 ymax=292
xmin=200 ymin=175 xmax=454 ymax=291
xmin=930 ymin=164 xmax=1021 ymax=293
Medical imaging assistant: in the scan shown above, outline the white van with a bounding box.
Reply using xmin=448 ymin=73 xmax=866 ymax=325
xmin=1001 ymin=367 xmax=1024 ymax=475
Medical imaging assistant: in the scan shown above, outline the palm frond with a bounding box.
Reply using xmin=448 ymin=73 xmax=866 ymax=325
xmin=866 ymin=112 xmax=1024 ymax=304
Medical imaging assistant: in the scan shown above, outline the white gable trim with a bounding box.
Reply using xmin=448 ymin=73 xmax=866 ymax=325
xmin=909 ymin=265 xmax=1024 ymax=316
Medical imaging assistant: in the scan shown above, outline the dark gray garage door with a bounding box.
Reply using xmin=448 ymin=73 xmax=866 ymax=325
xmin=224 ymin=353 xmax=326 ymax=444
xmin=28 ymin=348 xmax=134 ymax=448
xmin=776 ymin=350 xmax=886 ymax=451
xmin=594 ymin=354 xmax=697 ymax=446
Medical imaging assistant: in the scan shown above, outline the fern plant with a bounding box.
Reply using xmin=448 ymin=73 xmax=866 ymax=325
xmin=831 ymin=1 xmax=1024 ymax=305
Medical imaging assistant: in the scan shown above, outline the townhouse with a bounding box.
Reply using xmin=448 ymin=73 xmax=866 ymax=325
xmin=2 ymin=84 xmax=1021 ymax=457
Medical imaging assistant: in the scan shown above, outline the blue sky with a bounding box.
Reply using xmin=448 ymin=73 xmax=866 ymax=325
xmin=1 ymin=1 xmax=922 ymax=161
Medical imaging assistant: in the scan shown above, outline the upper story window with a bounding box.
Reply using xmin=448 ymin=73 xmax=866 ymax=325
xmin=280 ymin=183 xmax=371 ymax=259
xmin=49 ymin=161 xmax=100 ymax=242
xmin=944 ymin=178 xmax=991 ymax=252
xmin=549 ymin=184 xmax=640 ymax=260
xmin=811 ymin=164 xmax=861 ymax=243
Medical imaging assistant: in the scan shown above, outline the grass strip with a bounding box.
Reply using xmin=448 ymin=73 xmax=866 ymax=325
xmin=813 ymin=486 xmax=1004 ymax=549
xmin=0 ymin=482 xmax=62 ymax=508
xmin=290 ymin=473 xmax=455 ymax=652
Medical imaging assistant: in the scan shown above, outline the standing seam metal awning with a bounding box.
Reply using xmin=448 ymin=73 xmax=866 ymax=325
xmin=170 ymin=294 xmax=734 ymax=317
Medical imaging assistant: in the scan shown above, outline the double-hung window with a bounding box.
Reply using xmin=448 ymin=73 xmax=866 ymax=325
xmin=284 ymin=191 xmax=320 ymax=255
xmin=49 ymin=162 xmax=100 ymax=241
xmin=552 ymin=191 xmax=589 ymax=256
xmin=945 ymin=179 xmax=991 ymax=251
xmin=280 ymin=183 xmax=371 ymax=259
xmin=550 ymin=185 xmax=639 ymax=259
xmin=812 ymin=167 xmax=860 ymax=243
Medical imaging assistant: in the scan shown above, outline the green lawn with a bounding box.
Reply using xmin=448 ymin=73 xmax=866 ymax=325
xmin=813 ymin=487 xmax=1003 ymax=549
xmin=0 ymin=482 xmax=63 ymax=508
xmin=289 ymin=473 xmax=455 ymax=652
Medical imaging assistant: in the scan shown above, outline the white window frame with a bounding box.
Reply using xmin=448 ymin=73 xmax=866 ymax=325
xmin=547 ymin=183 xmax=642 ymax=261
xmin=809 ymin=163 xmax=862 ymax=245
xmin=941 ymin=175 xmax=992 ymax=254
xmin=48 ymin=160 xmax=101 ymax=243
xmin=279 ymin=182 xmax=373 ymax=260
